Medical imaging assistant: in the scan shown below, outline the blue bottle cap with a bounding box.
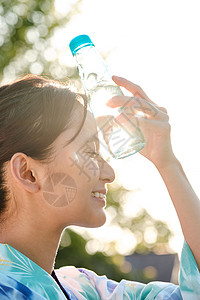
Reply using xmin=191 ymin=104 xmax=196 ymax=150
xmin=69 ymin=35 xmax=94 ymax=56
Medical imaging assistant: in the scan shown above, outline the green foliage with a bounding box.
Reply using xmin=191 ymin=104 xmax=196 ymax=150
xmin=0 ymin=0 xmax=80 ymax=81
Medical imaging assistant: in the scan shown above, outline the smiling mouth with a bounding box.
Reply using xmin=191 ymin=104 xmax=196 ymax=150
xmin=91 ymin=192 xmax=106 ymax=200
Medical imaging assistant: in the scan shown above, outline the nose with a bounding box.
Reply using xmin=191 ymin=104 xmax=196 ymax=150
xmin=99 ymin=158 xmax=115 ymax=183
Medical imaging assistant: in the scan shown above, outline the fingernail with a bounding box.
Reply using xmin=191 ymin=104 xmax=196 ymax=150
xmin=112 ymin=75 xmax=121 ymax=79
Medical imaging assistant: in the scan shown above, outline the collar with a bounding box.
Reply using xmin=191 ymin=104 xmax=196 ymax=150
xmin=0 ymin=243 xmax=69 ymax=299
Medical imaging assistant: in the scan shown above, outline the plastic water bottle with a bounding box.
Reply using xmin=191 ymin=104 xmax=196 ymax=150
xmin=69 ymin=34 xmax=146 ymax=159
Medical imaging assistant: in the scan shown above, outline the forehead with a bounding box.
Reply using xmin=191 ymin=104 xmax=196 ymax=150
xmin=77 ymin=106 xmax=98 ymax=141
xmin=63 ymin=103 xmax=99 ymax=147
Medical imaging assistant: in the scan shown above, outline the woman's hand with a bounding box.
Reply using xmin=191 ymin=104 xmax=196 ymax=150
xmin=106 ymin=75 xmax=177 ymax=169
xmin=107 ymin=76 xmax=200 ymax=272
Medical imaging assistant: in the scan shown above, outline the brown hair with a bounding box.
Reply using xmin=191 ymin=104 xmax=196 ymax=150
xmin=0 ymin=74 xmax=87 ymax=216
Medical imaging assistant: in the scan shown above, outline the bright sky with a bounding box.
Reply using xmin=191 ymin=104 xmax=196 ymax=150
xmin=54 ymin=0 xmax=200 ymax=256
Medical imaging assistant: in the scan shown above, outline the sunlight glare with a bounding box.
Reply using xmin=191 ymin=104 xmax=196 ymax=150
xmin=54 ymin=0 xmax=79 ymax=15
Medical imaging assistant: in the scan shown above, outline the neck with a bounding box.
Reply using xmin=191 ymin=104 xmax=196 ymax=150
xmin=0 ymin=217 xmax=63 ymax=274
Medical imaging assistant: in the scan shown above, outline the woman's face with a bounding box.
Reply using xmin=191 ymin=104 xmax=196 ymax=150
xmin=41 ymin=103 xmax=115 ymax=228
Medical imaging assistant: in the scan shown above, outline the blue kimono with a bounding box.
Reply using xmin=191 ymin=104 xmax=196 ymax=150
xmin=0 ymin=241 xmax=199 ymax=299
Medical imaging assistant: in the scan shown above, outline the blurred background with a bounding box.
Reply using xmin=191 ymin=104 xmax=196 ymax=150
xmin=1 ymin=0 xmax=200 ymax=283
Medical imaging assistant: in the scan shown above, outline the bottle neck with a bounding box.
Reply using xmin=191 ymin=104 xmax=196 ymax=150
xmin=74 ymin=46 xmax=113 ymax=92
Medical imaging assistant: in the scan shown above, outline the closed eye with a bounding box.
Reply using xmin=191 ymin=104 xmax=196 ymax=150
xmin=87 ymin=152 xmax=100 ymax=159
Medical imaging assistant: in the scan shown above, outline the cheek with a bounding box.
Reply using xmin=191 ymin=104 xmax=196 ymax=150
xmin=70 ymin=152 xmax=100 ymax=184
xmin=41 ymin=151 xmax=100 ymax=207
xmin=42 ymin=172 xmax=77 ymax=208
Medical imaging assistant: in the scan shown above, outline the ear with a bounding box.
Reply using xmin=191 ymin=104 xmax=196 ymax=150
xmin=10 ymin=153 xmax=40 ymax=193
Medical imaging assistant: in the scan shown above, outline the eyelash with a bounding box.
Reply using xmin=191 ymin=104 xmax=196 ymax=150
xmin=87 ymin=152 xmax=100 ymax=158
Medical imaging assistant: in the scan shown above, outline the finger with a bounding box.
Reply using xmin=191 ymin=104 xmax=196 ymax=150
xmin=107 ymin=95 xmax=167 ymax=120
xmin=112 ymin=75 xmax=158 ymax=106
xmin=106 ymin=95 xmax=136 ymax=108
xmin=115 ymin=105 xmax=169 ymax=125
xmin=159 ymin=107 xmax=168 ymax=113
xmin=137 ymin=117 xmax=171 ymax=133
xmin=106 ymin=95 xmax=159 ymax=114
xmin=106 ymin=95 xmax=164 ymax=119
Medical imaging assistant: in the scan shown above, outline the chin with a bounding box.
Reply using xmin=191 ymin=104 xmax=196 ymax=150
xmin=76 ymin=213 xmax=106 ymax=228
xmin=90 ymin=211 xmax=107 ymax=228
xmin=89 ymin=217 xmax=106 ymax=228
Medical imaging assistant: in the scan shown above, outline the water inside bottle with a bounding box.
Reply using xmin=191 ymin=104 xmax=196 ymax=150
xmin=88 ymin=84 xmax=146 ymax=159
xmin=88 ymin=84 xmax=123 ymax=118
